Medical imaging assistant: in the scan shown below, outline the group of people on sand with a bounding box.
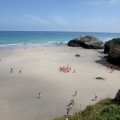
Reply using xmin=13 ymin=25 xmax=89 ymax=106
xmin=10 ymin=68 xmax=22 ymax=74
xmin=59 ymin=65 xmax=75 ymax=73
xmin=66 ymin=91 xmax=77 ymax=115
xmin=66 ymin=91 xmax=98 ymax=115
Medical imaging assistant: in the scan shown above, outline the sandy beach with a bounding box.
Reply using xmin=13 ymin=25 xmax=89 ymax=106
xmin=0 ymin=46 xmax=120 ymax=120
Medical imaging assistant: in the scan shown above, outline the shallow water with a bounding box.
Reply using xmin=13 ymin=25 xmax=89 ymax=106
xmin=0 ymin=31 xmax=120 ymax=48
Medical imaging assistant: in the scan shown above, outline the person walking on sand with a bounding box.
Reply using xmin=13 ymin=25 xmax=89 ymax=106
xmin=95 ymin=95 xmax=97 ymax=101
xmin=59 ymin=66 xmax=62 ymax=71
xmin=10 ymin=68 xmax=13 ymax=73
xmin=74 ymin=91 xmax=77 ymax=97
xmin=38 ymin=92 xmax=41 ymax=97
xmin=67 ymin=98 xmax=74 ymax=107
xmin=19 ymin=69 xmax=22 ymax=74
xmin=36 ymin=92 xmax=41 ymax=99
xmin=91 ymin=94 xmax=97 ymax=101
xmin=73 ymin=69 xmax=75 ymax=73
xmin=67 ymin=107 xmax=70 ymax=115
xmin=67 ymin=103 xmax=73 ymax=115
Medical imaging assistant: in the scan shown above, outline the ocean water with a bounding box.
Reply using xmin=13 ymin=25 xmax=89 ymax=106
xmin=0 ymin=31 xmax=120 ymax=48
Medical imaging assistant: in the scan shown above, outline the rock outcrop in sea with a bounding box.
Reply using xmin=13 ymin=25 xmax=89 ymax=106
xmin=68 ymin=35 xmax=104 ymax=49
xmin=104 ymin=38 xmax=120 ymax=65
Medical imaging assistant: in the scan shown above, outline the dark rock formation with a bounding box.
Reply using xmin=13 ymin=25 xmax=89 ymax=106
xmin=68 ymin=40 xmax=81 ymax=47
xmin=75 ymin=54 xmax=80 ymax=57
xmin=96 ymin=77 xmax=105 ymax=80
xmin=68 ymin=35 xmax=103 ymax=49
xmin=104 ymin=41 xmax=110 ymax=54
xmin=104 ymin=38 xmax=120 ymax=65
xmin=114 ymin=89 xmax=120 ymax=104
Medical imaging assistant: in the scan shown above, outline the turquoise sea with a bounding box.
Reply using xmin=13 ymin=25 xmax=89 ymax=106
xmin=0 ymin=31 xmax=120 ymax=48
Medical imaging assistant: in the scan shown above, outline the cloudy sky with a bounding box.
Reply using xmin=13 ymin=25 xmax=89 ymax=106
xmin=0 ymin=0 xmax=120 ymax=32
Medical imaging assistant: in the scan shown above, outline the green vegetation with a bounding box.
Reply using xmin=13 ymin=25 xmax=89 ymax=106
xmin=54 ymin=98 xmax=120 ymax=120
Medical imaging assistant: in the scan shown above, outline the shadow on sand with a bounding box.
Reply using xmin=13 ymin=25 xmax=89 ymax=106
xmin=95 ymin=55 xmax=120 ymax=71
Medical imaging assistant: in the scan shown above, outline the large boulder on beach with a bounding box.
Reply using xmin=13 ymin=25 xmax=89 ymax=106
xmin=104 ymin=38 xmax=120 ymax=65
xmin=67 ymin=39 xmax=81 ymax=47
xmin=68 ymin=35 xmax=103 ymax=49
xmin=104 ymin=41 xmax=110 ymax=54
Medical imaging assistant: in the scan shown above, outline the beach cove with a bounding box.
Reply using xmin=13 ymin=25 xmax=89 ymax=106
xmin=0 ymin=46 xmax=120 ymax=120
xmin=1 ymin=0 xmax=120 ymax=119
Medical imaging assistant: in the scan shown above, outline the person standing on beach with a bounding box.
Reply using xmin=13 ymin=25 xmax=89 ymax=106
xmin=72 ymin=91 xmax=77 ymax=97
xmin=73 ymin=69 xmax=75 ymax=73
xmin=67 ymin=105 xmax=72 ymax=115
xmin=19 ymin=69 xmax=22 ymax=74
xmin=36 ymin=92 xmax=41 ymax=99
xmin=95 ymin=95 xmax=97 ymax=101
xmin=10 ymin=68 xmax=13 ymax=73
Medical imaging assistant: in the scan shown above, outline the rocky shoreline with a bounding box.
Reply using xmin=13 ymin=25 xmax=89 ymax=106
xmin=67 ymin=35 xmax=120 ymax=66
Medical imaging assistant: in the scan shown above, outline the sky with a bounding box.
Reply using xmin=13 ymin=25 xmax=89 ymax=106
xmin=0 ymin=0 xmax=120 ymax=32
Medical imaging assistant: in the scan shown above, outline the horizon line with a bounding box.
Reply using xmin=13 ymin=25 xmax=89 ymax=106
xmin=0 ymin=30 xmax=120 ymax=34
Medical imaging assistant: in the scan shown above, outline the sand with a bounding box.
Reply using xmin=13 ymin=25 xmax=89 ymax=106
xmin=0 ymin=46 xmax=120 ymax=120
